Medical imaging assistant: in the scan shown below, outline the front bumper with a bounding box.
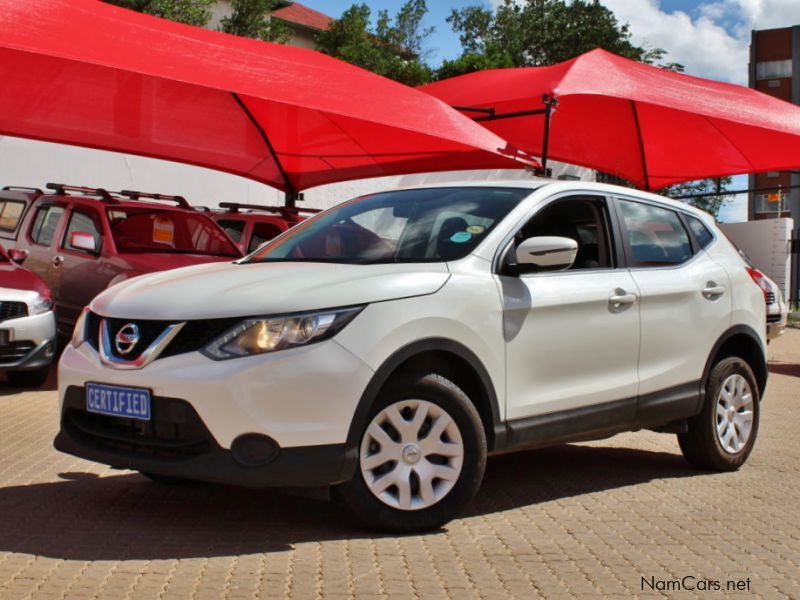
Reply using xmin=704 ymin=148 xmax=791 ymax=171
xmin=54 ymin=386 xmax=349 ymax=487
xmin=767 ymin=312 xmax=787 ymax=341
xmin=56 ymin=339 xmax=374 ymax=486
xmin=0 ymin=311 xmax=57 ymax=371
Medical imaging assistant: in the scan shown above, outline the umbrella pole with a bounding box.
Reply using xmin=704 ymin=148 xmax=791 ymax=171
xmin=231 ymin=93 xmax=298 ymax=206
xmin=540 ymin=95 xmax=557 ymax=177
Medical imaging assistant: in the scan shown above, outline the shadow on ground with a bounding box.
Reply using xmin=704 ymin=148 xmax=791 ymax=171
xmin=0 ymin=444 xmax=702 ymax=560
xmin=768 ymin=362 xmax=800 ymax=379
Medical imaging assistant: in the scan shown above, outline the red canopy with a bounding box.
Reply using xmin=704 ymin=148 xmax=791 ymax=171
xmin=422 ymin=49 xmax=800 ymax=190
xmin=0 ymin=0 xmax=533 ymax=196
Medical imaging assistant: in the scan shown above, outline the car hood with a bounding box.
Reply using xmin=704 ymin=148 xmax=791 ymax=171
xmin=0 ymin=263 xmax=50 ymax=297
xmin=91 ymin=261 xmax=450 ymax=320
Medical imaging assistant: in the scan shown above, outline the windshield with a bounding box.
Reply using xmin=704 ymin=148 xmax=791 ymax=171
xmin=247 ymin=187 xmax=530 ymax=264
xmin=108 ymin=208 xmax=240 ymax=256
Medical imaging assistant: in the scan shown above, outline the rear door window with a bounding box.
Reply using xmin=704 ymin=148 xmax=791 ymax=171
xmin=248 ymin=222 xmax=284 ymax=253
xmin=217 ymin=219 xmax=246 ymax=243
xmin=0 ymin=200 xmax=26 ymax=233
xmin=617 ymin=199 xmax=693 ymax=267
xmin=30 ymin=205 xmax=66 ymax=246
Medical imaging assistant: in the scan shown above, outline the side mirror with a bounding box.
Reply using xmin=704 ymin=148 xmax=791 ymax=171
xmin=516 ymin=236 xmax=578 ymax=271
xmin=7 ymin=248 xmax=28 ymax=265
xmin=69 ymin=231 xmax=99 ymax=254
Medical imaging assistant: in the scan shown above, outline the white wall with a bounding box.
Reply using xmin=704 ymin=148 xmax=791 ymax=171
xmin=719 ymin=218 xmax=793 ymax=298
xmin=0 ymin=136 xmax=593 ymax=211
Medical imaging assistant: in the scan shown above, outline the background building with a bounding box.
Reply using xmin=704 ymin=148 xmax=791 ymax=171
xmin=748 ymin=26 xmax=800 ymax=221
xmin=209 ymin=1 xmax=331 ymax=49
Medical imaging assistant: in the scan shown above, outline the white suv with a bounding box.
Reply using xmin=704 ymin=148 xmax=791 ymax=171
xmin=55 ymin=181 xmax=767 ymax=531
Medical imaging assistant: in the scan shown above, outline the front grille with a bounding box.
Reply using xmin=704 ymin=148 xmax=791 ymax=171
xmin=87 ymin=312 xmax=239 ymax=361
xmin=0 ymin=341 xmax=35 ymax=363
xmin=0 ymin=301 xmax=27 ymax=322
xmin=767 ymin=314 xmax=782 ymax=324
xmin=62 ymin=386 xmax=214 ymax=459
xmin=765 ymin=292 xmax=776 ymax=305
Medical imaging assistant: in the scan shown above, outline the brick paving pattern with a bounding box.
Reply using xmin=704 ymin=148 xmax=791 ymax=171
xmin=1 ymin=332 xmax=799 ymax=598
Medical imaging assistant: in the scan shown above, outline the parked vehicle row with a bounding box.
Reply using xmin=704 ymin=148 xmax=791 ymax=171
xmin=0 ymin=242 xmax=56 ymax=387
xmin=209 ymin=202 xmax=320 ymax=255
xmin=54 ymin=180 xmax=768 ymax=531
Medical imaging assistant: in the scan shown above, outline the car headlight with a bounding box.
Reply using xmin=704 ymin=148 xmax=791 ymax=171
xmin=30 ymin=294 xmax=53 ymax=316
xmin=202 ymin=306 xmax=364 ymax=360
xmin=71 ymin=307 xmax=89 ymax=348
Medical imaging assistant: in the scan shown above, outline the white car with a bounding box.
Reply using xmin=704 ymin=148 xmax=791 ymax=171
xmin=763 ymin=274 xmax=787 ymax=341
xmin=55 ymin=181 xmax=767 ymax=531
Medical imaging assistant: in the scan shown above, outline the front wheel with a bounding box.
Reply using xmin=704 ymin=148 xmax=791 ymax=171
xmin=678 ymin=357 xmax=760 ymax=471
xmin=334 ymin=373 xmax=487 ymax=532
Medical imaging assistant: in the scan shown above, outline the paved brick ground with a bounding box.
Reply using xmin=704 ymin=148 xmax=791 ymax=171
xmin=1 ymin=333 xmax=799 ymax=599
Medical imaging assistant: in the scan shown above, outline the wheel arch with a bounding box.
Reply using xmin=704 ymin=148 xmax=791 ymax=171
xmin=703 ymin=325 xmax=768 ymax=399
xmin=342 ymin=338 xmax=503 ymax=479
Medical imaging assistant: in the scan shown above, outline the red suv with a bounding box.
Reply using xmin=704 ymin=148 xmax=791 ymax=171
xmin=210 ymin=203 xmax=320 ymax=254
xmin=0 ymin=184 xmax=242 ymax=335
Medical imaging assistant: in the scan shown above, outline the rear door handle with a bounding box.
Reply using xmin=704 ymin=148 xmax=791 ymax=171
xmin=52 ymin=255 xmax=64 ymax=268
xmin=609 ymin=289 xmax=637 ymax=309
xmin=702 ymin=282 xmax=725 ymax=299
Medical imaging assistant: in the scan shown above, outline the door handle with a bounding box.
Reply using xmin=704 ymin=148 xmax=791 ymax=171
xmin=52 ymin=255 xmax=64 ymax=268
xmin=609 ymin=289 xmax=637 ymax=309
xmin=702 ymin=282 xmax=725 ymax=299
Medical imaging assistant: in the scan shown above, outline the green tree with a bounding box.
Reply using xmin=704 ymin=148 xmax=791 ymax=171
xmin=102 ymin=0 xmax=213 ymax=27
xmin=220 ymin=0 xmax=289 ymax=43
xmin=443 ymin=0 xmax=679 ymax=73
xmin=316 ymin=1 xmax=434 ymax=86
xmin=664 ymin=177 xmax=732 ymax=220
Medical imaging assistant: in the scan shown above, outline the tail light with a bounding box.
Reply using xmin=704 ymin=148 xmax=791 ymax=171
xmin=746 ymin=267 xmax=771 ymax=302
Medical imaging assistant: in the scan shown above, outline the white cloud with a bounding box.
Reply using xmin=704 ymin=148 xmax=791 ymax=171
xmin=486 ymin=0 xmax=799 ymax=85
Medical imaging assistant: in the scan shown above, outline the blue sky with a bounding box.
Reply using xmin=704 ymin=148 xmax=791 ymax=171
xmin=302 ymin=0 xmax=799 ymax=221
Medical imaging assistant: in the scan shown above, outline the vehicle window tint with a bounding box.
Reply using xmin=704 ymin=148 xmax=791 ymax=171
xmin=517 ymin=196 xmax=613 ymax=271
xmin=64 ymin=209 xmax=102 ymax=253
xmin=686 ymin=215 xmax=714 ymax=249
xmin=217 ymin=219 xmax=245 ymax=243
xmin=618 ymin=200 xmax=693 ymax=266
xmin=0 ymin=200 xmax=25 ymax=232
xmin=30 ymin=205 xmax=65 ymax=246
xmin=248 ymin=222 xmax=283 ymax=253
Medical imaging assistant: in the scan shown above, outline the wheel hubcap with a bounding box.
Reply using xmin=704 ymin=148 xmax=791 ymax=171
xmin=716 ymin=374 xmax=754 ymax=454
xmin=359 ymin=399 xmax=464 ymax=511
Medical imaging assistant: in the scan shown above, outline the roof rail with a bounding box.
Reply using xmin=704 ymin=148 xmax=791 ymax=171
xmin=119 ymin=190 xmax=190 ymax=208
xmin=46 ymin=183 xmax=118 ymax=202
xmin=218 ymin=202 xmax=322 ymax=215
xmin=2 ymin=186 xmax=44 ymax=194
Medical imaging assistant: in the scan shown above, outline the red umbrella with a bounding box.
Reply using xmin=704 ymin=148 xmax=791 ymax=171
xmin=422 ymin=48 xmax=800 ymax=190
xmin=0 ymin=0 xmax=534 ymax=202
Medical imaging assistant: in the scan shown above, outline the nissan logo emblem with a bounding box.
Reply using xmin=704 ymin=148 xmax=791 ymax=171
xmin=115 ymin=323 xmax=140 ymax=355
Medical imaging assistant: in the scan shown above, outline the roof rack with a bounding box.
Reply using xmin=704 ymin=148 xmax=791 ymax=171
xmin=218 ymin=202 xmax=321 ymax=216
xmin=119 ymin=190 xmax=190 ymax=208
xmin=46 ymin=183 xmax=118 ymax=202
xmin=2 ymin=186 xmax=44 ymax=194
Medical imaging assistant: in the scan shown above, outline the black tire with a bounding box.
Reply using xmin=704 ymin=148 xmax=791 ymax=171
xmin=6 ymin=367 xmax=49 ymax=388
xmin=334 ymin=373 xmax=487 ymax=532
xmin=678 ymin=357 xmax=760 ymax=471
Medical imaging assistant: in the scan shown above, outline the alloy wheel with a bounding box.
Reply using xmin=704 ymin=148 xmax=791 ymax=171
xmin=359 ymin=399 xmax=464 ymax=511
xmin=716 ymin=373 xmax=755 ymax=454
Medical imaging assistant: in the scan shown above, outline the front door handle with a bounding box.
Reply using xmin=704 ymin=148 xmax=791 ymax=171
xmin=702 ymin=282 xmax=725 ymax=299
xmin=609 ymin=289 xmax=637 ymax=310
xmin=52 ymin=255 xmax=64 ymax=268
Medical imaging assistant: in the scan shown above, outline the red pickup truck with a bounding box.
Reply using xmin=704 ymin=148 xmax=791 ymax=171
xmin=0 ymin=184 xmax=242 ymax=335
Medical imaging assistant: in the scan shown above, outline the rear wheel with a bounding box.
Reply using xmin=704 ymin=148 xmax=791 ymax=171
xmin=678 ymin=357 xmax=760 ymax=471
xmin=6 ymin=367 xmax=49 ymax=388
xmin=334 ymin=373 xmax=486 ymax=532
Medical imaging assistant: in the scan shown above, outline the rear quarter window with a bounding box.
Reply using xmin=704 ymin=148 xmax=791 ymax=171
xmin=686 ymin=215 xmax=715 ymax=249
